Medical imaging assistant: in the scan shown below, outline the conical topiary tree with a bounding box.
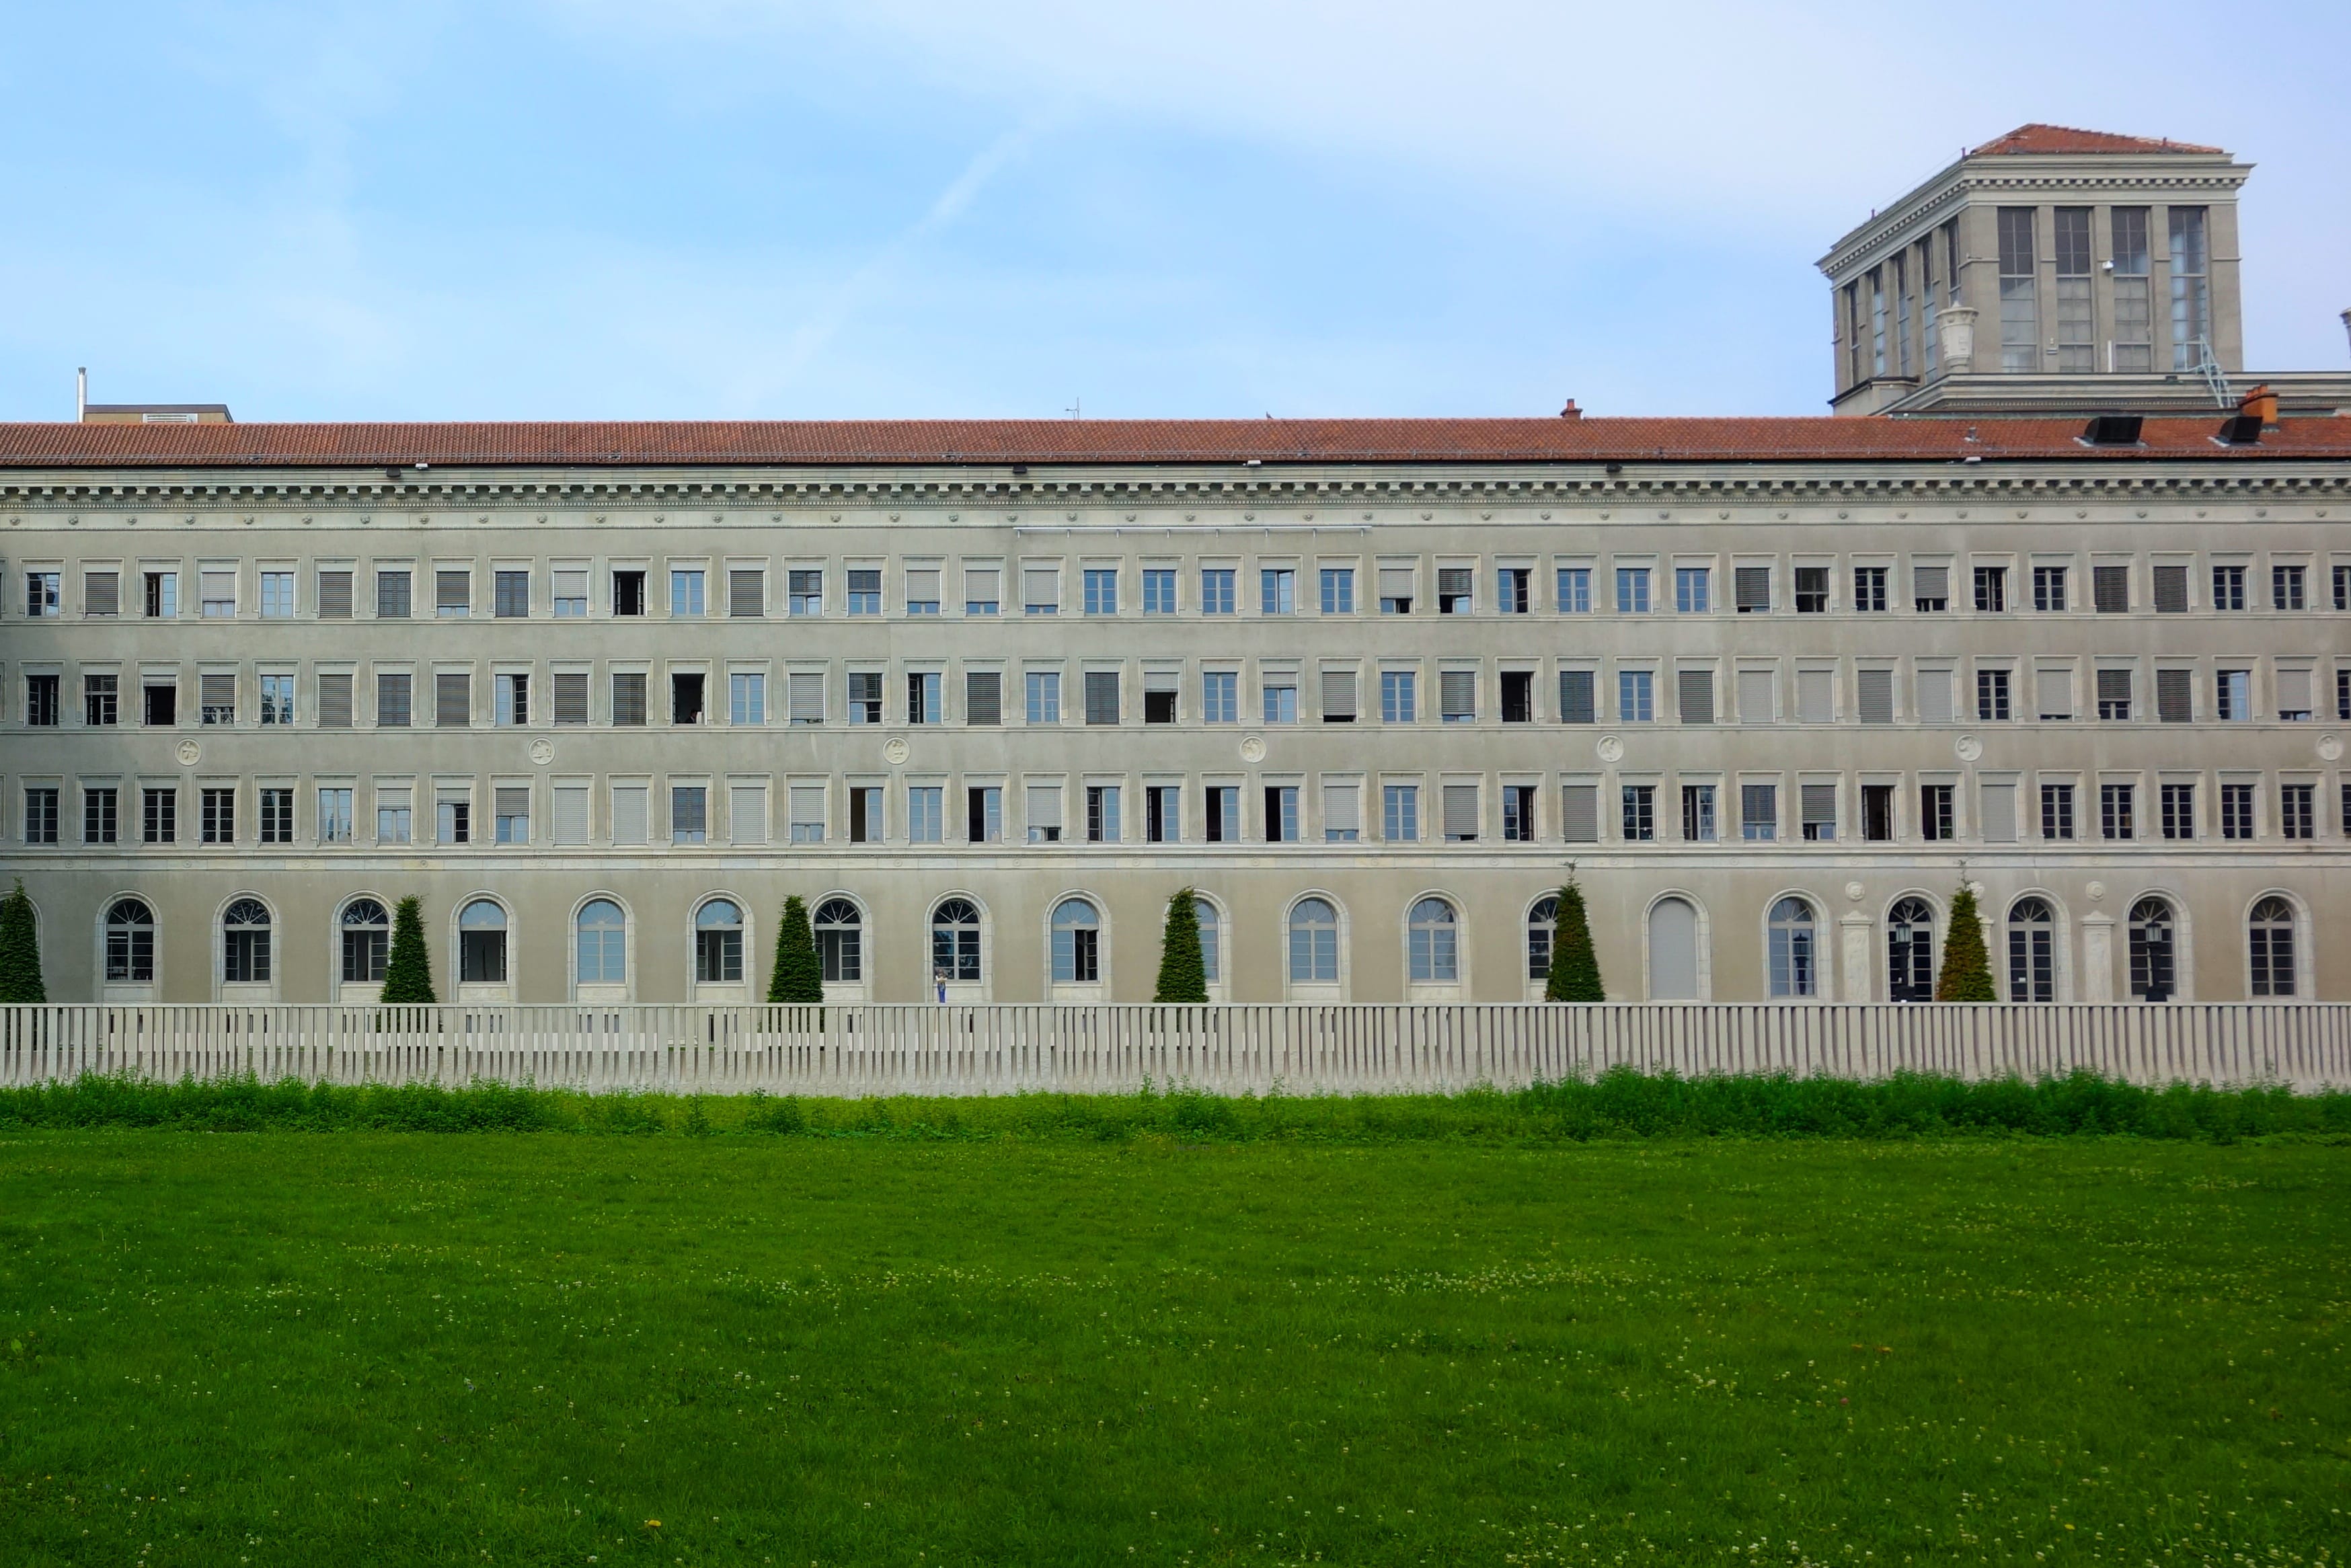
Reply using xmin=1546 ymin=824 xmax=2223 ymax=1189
xmin=1153 ymin=888 xmax=1208 ymax=1003
xmin=1543 ymin=881 xmax=1605 ymax=1001
xmin=0 ymin=879 xmax=46 ymax=1004
xmin=1935 ymin=884 xmax=1997 ymax=1001
xmin=767 ymin=896 xmax=822 ymax=1003
xmin=379 ymin=895 xmax=436 ymax=1003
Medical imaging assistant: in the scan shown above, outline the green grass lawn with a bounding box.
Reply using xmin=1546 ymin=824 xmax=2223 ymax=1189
xmin=3 ymin=1131 xmax=2346 ymax=1565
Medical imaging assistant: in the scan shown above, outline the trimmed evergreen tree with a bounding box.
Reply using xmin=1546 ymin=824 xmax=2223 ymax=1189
xmin=0 ymin=879 xmax=46 ymax=1004
xmin=1935 ymin=884 xmax=1997 ymax=1001
xmin=1153 ymin=888 xmax=1208 ymax=1003
xmin=1543 ymin=881 xmax=1605 ymax=1001
xmin=379 ymin=895 xmax=436 ymax=1004
xmin=767 ymin=896 xmax=822 ymax=1003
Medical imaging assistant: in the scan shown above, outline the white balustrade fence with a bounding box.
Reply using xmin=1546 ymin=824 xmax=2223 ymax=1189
xmin=3 ymin=1003 xmax=2346 ymax=1096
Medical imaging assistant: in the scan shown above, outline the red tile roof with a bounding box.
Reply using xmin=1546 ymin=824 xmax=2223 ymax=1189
xmin=1970 ymin=123 xmax=2225 ymax=157
xmin=0 ymin=416 xmax=2343 ymax=471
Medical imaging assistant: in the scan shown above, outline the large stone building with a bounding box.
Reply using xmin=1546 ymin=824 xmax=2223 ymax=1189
xmin=2 ymin=127 xmax=2345 ymax=1007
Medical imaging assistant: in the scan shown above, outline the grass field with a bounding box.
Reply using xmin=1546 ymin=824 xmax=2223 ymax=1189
xmin=3 ymin=1122 xmax=2347 ymax=1564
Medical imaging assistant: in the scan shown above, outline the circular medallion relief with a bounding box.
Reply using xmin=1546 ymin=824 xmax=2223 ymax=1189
xmin=882 ymin=737 xmax=911 ymax=767
xmin=1954 ymin=735 xmax=1984 ymax=762
xmin=2086 ymin=881 xmax=2107 ymax=902
xmin=1238 ymin=735 xmax=1267 ymax=764
xmin=2319 ymin=734 xmax=2344 ymax=762
xmin=1596 ymin=735 xmax=1625 ymax=764
xmin=528 ymin=738 xmax=555 ymax=766
xmin=175 ymin=738 xmax=201 ymax=767
xmin=1844 ymin=881 xmax=1866 ymax=902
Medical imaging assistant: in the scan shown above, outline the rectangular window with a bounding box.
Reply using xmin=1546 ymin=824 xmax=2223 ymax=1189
xmin=552 ymin=672 xmax=589 ymax=726
xmin=260 ymin=673 xmax=295 ymax=726
xmin=2156 ymin=668 xmax=2193 ymax=723
xmin=1145 ymin=784 xmax=1180 ymax=844
xmin=1500 ymin=670 xmax=1533 ymax=723
xmin=2151 ymin=564 xmax=2190 ymax=614
xmin=2280 ymin=783 xmax=2315 ymax=840
xmin=2216 ymin=669 xmax=2251 ymax=720
xmin=966 ymin=786 xmax=1003 ymax=843
xmin=1322 ymin=781 xmax=1360 ymax=842
xmin=674 ymin=785 xmax=711 ymax=845
xmin=1913 ymin=564 xmax=1948 ymax=613
xmin=609 ymin=785 xmax=648 ymax=846
xmin=2337 ymin=564 xmax=2351 ymax=611
xmin=1440 ymin=783 xmax=1478 ymax=842
xmin=1088 ymin=785 xmax=1122 ymax=844
xmin=2170 ymin=206 xmax=2210 ymax=370
xmin=1800 ymin=782 xmax=1837 ymax=842
xmin=1973 ymin=566 xmax=2007 ymax=613
xmin=2053 ymin=206 xmax=2095 ymax=373
xmin=2036 ymin=667 xmax=2073 ymax=721
xmin=1615 ymin=567 xmax=1650 ymax=613
xmin=1026 ymin=670 xmax=1062 ymax=725
xmin=1796 ymin=668 xmax=1833 ymax=723
xmin=1868 ymin=266 xmax=1887 ymax=377
xmin=2161 ymin=783 xmax=2196 ymax=840
xmin=435 ymin=672 xmax=471 ymax=728
xmin=317 ymin=787 xmax=352 ymax=845
xmin=1734 ymin=565 xmax=1771 ymax=613
xmin=719 ymin=567 xmax=761 ymax=619
xmin=1200 ymin=784 xmax=1237 ymax=844
xmin=2112 ymin=207 xmax=2153 ymax=370
xmin=137 ymin=786 xmax=177 ymax=845
xmin=200 ymin=570 xmax=235 ymax=617
xmin=664 ymin=568 xmax=705 ymax=619
xmin=1496 ymin=567 xmax=1531 ymax=614
xmin=201 ymin=787 xmax=235 ymax=845
xmin=2097 ymin=668 xmax=2132 ymax=721
xmin=1921 ymin=783 xmax=1954 ymax=842
xmin=493 ymin=787 xmax=535 ymax=847
xmin=1740 ymin=783 xmax=1777 ymax=842
xmin=1738 ymin=668 xmax=1776 ymax=723
xmin=1862 ymin=783 xmax=1894 ymax=842
xmin=612 ymin=672 xmax=648 ymax=727
xmin=2220 ymin=781 xmax=2254 ymax=840
xmin=1022 ymin=567 xmax=1059 ymax=615
xmin=198 ymin=673 xmax=235 ymax=726
xmin=23 ymin=787 xmax=58 ymax=845
xmin=2211 ymin=564 xmax=2246 ymax=611
xmin=788 ymin=671 xmax=825 ymax=726
xmin=2273 ymin=564 xmax=2306 ymax=611
xmin=1084 ymin=670 xmax=1121 ymax=726
xmin=1618 ymin=669 xmax=1654 ymax=722
xmin=1263 ymin=785 xmax=1301 ymax=843
xmin=2340 ymin=668 xmax=2351 ymax=721
xmin=1980 ymin=782 xmax=2018 ymax=843
xmin=1678 ymin=668 xmax=1715 ymax=724
xmin=847 ymin=570 xmax=882 ymax=616
xmin=1437 ymin=567 xmax=1473 ymax=615
xmin=494 ymin=570 xmax=529 ymax=619
xmin=435 ymin=790 xmax=471 ymax=846
xmin=1262 ymin=681 xmax=1297 ymax=725
xmin=1201 ymin=670 xmax=1237 ymax=724
xmin=1620 ymin=785 xmax=1655 ymax=842
xmin=909 ymin=786 xmax=943 ymax=844
xmin=144 ymin=570 xmax=178 ymax=618
xmin=2276 ymin=667 xmax=2313 ymax=721
xmin=1997 ymin=206 xmax=2038 ymax=373
xmin=83 ymin=672 xmax=118 ymax=727
xmin=901 ymin=568 xmax=939 ymax=616
xmin=549 ymin=786 xmax=590 ymax=845
xmin=906 ymin=672 xmax=940 ymax=726
xmin=435 ymin=569 xmax=470 ymax=618
xmin=1976 ymin=669 xmax=2012 ymax=721
xmin=2091 ymin=565 xmax=2130 ymax=614
xmin=847 ymin=785 xmax=882 ymax=843
xmin=258 ymin=572 xmax=295 ymax=619
xmin=966 ymin=670 xmax=1001 ymax=726
xmin=1439 ymin=670 xmax=1476 ymax=724
xmin=1794 ymin=567 xmax=1828 ymax=614
xmin=1674 ymin=567 xmax=1710 ymax=613
xmin=1555 ymin=567 xmax=1590 ymax=614
xmin=724 ymin=785 xmax=763 ymax=845
xmin=1680 ymin=783 xmax=1716 ymax=842
xmin=1083 ymin=568 xmax=1119 ymax=616
xmin=1318 ymin=567 xmax=1353 ymax=615
xmin=1260 ymin=568 xmax=1295 ymax=615
xmin=962 ymin=567 xmax=997 ymax=617
xmin=2100 ymin=783 xmax=2135 ymax=840
xmin=1142 ymin=569 xmax=1176 ymax=615
xmin=550 ymin=570 xmax=587 ymax=617
xmin=788 ymin=570 xmax=822 ymax=616
xmin=1379 ymin=670 xmax=1416 ymax=724
xmin=2040 ymin=782 xmax=2076 ymax=840
xmin=1557 ymin=670 xmax=1596 ymax=725
xmin=494 ymin=672 xmax=529 ymax=727
xmin=83 ymin=785 xmax=118 ymax=845
xmin=1560 ymin=784 xmax=1598 ymax=844
xmin=1856 ymin=668 xmax=1894 ymax=726
xmin=1504 ymin=783 xmax=1538 ymax=842
xmin=1852 ymin=566 xmax=1887 ymax=613
xmin=2032 ymin=566 xmax=2067 ymax=613
xmin=730 ymin=672 xmax=765 ymax=726
xmin=376 ymin=787 xmax=413 ymax=846
xmin=311 ymin=570 xmax=350 ymax=620
xmin=375 ymin=672 xmax=412 ymax=728
xmin=1381 ymin=783 xmax=1419 ymax=842
xmin=848 ymin=671 xmax=883 ymax=725
xmin=1321 ymin=668 xmax=1356 ymax=724
xmin=1200 ymin=569 xmax=1235 ymax=615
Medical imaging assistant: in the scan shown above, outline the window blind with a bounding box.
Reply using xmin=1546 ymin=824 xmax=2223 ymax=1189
xmin=1439 ymin=670 xmax=1477 ymax=720
xmin=200 ymin=570 xmax=237 ymax=606
xmin=2096 ymin=668 xmax=2132 ymax=715
xmin=904 ymin=569 xmax=940 ymax=605
xmin=1916 ymin=668 xmax=1954 ymax=723
xmin=1559 ymin=784 xmax=1599 ymax=843
xmin=1738 ymin=669 xmax=1775 ymax=722
xmin=728 ymin=569 xmax=763 ymax=617
xmin=1980 ymin=782 xmax=2018 ymax=842
xmin=788 ymin=785 xmax=825 ymax=833
xmin=1320 ymin=668 xmax=1356 ymax=719
xmin=1913 ymin=564 xmax=1948 ymax=602
xmin=1734 ymin=566 xmax=1771 ymax=611
xmin=1801 ymin=783 xmax=1838 ymax=836
xmin=494 ymin=787 xmax=531 ymax=830
xmin=672 ymin=787 xmax=709 ymax=840
xmin=964 ymin=567 xmax=998 ymax=606
xmin=599 ymin=786 xmax=642 ymax=845
xmin=2156 ymin=667 xmax=2193 ymax=722
xmin=200 ymin=674 xmax=235 ymax=710
xmin=1378 ymin=567 xmax=1415 ymax=599
xmin=2036 ymin=668 xmax=2074 ymax=719
xmin=1026 ymin=785 xmax=1062 ymax=832
xmin=1677 ymin=668 xmax=1714 ymax=724
xmin=553 ymin=672 xmax=589 ymax=725
xmin=611 ymin=672 xmax=647 ymax=727
xmin=435 ymin=672 xmax=470 ymax=727
xmin=1322 ymin=783 xmax=1359 ymax=834
xmin=552 ymin=787 xmax=590 ymax=845
xmin=1557 ymin=670 xmax=1595 ymax=725
xmin=2153 ymin=565 xmax=2188 ymax=613
xmin=2276 ymin=667 xmax=2314 ymax=714
xmin=376 ymin=570 xmax=410 ymax=619
xmin=966 ymin=670 xmax=1001 ymax=726
xmin=435 ymin=570 xmax=469 ymax=615
xmin=1856 ymin=668 xmax=1894 ymax=725
xmin=1442 ymin=783 xmax=1479 ymax=840
xmin=85 ymin=572 xmax=120 ymax=617
xmin=376 ymin=672 xmax=411 ymax=728
xmin=313 ymin=570 xmax=350 ymax=619
xmin=1438 ymin=567 xmax=1473 ymax=598
xmin=317 ymin=674 xmax=352 ymax=729
xmin=1022 ymin=567 xmax=1059 ymax=611
xmin=789 ymin=672 xmax=825 ymax=724
xmin=2092 ymin=565 xmax=2129 ymax=613
xmin=729 ymin=785 xmax=766 ymax=844
xmin=1797 ymin=669 xmax=1834 ymax=723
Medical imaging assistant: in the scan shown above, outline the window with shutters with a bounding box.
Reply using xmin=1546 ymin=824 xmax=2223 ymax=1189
xmin=1260 ymin=568 xmax=1294 ymax=615
xmin=966 ymin=670 xmax=1001 ymax=726
xmin=2160 ymin=783 xmax=2196 ymax=840
xmin=494 ymin=787 xmax=529 ymax=845
xmin=1442 ymin=783 xmax=1479 ymax=842
xmin=1851 ymin=566 xmax=1887 ymax=613
xmin=1088 ymin=785 xmax=1122 ymax=842
xmin=1200 ymin=569 xmax=1235 ymax=615
xmin=1856 ymin=668 xmax=1894 ymax=725
xmin=1979 ymin=782 xmax=2017 ymax=843
xmin=1381 ymin=784 xmax=1418 ymax=842
xmin=553 ymin=785 xmax=590 ymax=845
xmin=375 ymin=672 xmax=411 ymax=728
xmin=2220 ymin=782 xmax=2254 ymax=840
xmin=1026 ymin=670 xmax=1063 ymax=725
xmin=1619 ymin=669 xmax=1655 ymax=722
xmin=1263 ymin=785 xmax=1299 ymax=843
xmin=1736 ymin=668 xmax=1775 ymax=723
xmin=1734 ymin=565 xmax=1771 ymax=613
xmin=730 ymin=784 xmax=767 ymax=845
xmin=966 ymin=786 xmax=1002 ymax=842
xmin=1022 ymin=567 xmax=1060 ymax=615
xmin=1794 ymin=567 xmax=1828 ymax=614
xmin=903 ymin=568 xmax=940 ymax=615
xmin=847 ymin=785 xmax=883 ymax=842
xmin=2211 ymin=564 xmax=2245 ymax=611
xmin=1680 ymin=784 xmax=1716 ymax=842
xmin=314 ymin=673 xmax=352 ymax=730
xmin=728 ymin=569 xmax=763 ymax=617
xmin=612 ymin=672 xmax=648 ymax=728
xmin=1678 ymin=668 xmax=1714 ymax=724
xmin=1322 ymin=781 xmax=1360 ymax=842
xmin=1083 ymin=670 xmax=1120 ymax=726
xmin=674 ymin=785 xmax=710 ymax=845
xmin=200 ymin=569 xmax=237 ymax=617
xmin=1740 ymin=783 xmax=1777 ymax=842
xmin=1911 ymin=563 xmax=1948 ymax=613
xmin=1319 ymin=567 xmax=1352 ymax=614
xmin=493 ymin=570 xmax=529 ymax=619
xmin=550 ymin=672 xmax=588 ymax=726
xmin=2093 ymin=565 xmax=2129 ymax=613
xmin=1920 ymin=783 xmax=1954 ymax=841
xmin=1554 ymin=566 xmax=1589 ymax=613
xmin=2216 ymin=668 xmax=2251 ymax=720
xmin=85 ymin=571 xmax=120 ymax=617
xmin=1621 ymin=785 xmax=1655 ymax=842
xmin=615 ymin=786 xmax=651 ymax=845
xmin=1797 ymin=668 xmax=1833 ymax=723
xmin=1026 ymin=785 xmax=1063 ymax=843
xmin=435 ymin=672 xmax=471 ymax=728
xmin=2280 ymin=783 xmax=2315 ymax=840
xmin=200 ymin=673 xmax=236 ymax=726
xmin=789 ymin=671 xmax=826 ymax=726
xmin=2151 ymin=564 xmax=2189 ymax=614
xmin=2276 ymin=667 xmax=2313 ymax=721
xmin=907 ymin=786 xmax=942 ymax=843
xmin=2100 ymin=783 xmax=2134 ymax=840
xmin=847 ymin=671 xmax=882 ymax=725
xmin=1500 ymin=670 xmax=1533 ymax=723
xmin=144 ymin=570 xmax=178 ymax=617
xmin=906 ymin=672 xmax=939 ymax=725
xmin=2093 ymin=668 xmax=2132 ymax=721
xmin=1378 ymin=565 xmax=1414 ymax=615
xmin=2036 ymin=667 xmax=2073 ymax=721
xmin=1800 ymin=783 xmax=1837 ymax=841
xmin=435 ymin=570 xmax=470 ymax=618
xmin=553 ymin=570 xmax=588 ymax=617
xmin=1976 ymin=668 xmax=2011 ymax=721
xmin=1560 ymin=784 xmax=1599 ymax=844
xmin=1557 ymin=670 xmax=1596 ymax=725
xmin=963 ymin=567 xmax=998 ymax=616
xmin=2032 ymin=566 xmax=2067 ymax=613
xmin=1262 ymin=680 xmax=1297 ymax=724
xmin=1504 ymin=783 xmax=1537 ymax=842
xmin=1861 ymin=783 xmax=1894 ymax=842
xmin=1436 ymin=567 xmax=1472 ymax=614
xmin=789 ymin=570 xmax=822 ymax=616
xmin=847 ymin=570 xmax=881 ymax=615
xmin=1439 ymin=670 xmax=1477 ymax=724
xmin=2155 ymin=668 xmax=2193 ymax=723
xmin=1084 ymin=568 xmax=1119 ymax=616
xmin=1496 ymin=567 xmax=1531 ymax=614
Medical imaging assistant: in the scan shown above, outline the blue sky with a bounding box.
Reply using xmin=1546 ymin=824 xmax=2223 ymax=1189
xmin=3 ymin=1 xmax=2345 ymax=422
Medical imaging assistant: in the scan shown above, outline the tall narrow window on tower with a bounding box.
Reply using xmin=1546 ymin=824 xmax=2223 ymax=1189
xmin=2110 ymin=208 xmax=2152 ymax=371
xmin=2169 ymin=207 xmax=2209 ymax=369
xmin=1997 ymin=208 xmax=2038 ymax=374
xmin=2052 ymin=208 xmax=2094 ymax=373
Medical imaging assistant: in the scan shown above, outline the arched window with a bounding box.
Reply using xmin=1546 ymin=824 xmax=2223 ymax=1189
xmin=1193 ymin=898 xmax=1221 ymax=987
xmin=1408 ymin=898 xmax=1459 ymax=984
xmin=222 ymin=898 xmax=271 ymax=984
xmin=340 ymin=898 xmax=389 ymax=984
xmin=2248 ymin=897 xmax=2297 ymax=998
xmin=105 ymin=898 xmax=155 ymax=984
xmin=1767 ymin=897 xmax=1815 ymax=998
xmin=2006 ymin=897 xmax=2054 ymax=1002
xmin=931 ymin=898 xmax=982 ymax=984
xmin=1886 ymin=898 xmax=1935 ymax=1003
xmin=2128 ymin=897 xmax=2176 ymax=1002
xmin=1648 ymin=896 xmax=1701 ymax=999
xmin=1527 ymin=896 xmax=1559 ymax=982
xmin=459 ymin=899 xmax=508 ymax=984
xmin=576 ymin=900 xmax=626 ymax=986
xmin=695 ymin=900 xmax=744 ymax=984
xmin=815 ymin=898 xmax=863 ymax=984
xmin=1051 ymin=898 xmax=1100 ymax=984
xmin=1288 ymin=898 xmax=1339 ymax=984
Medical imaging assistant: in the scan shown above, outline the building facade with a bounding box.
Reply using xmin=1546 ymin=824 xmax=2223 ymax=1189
xmin=2 ymin=414 xmax=2345 ymax=1006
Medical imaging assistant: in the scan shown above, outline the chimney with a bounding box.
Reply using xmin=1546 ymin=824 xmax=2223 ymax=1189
xmin=76 ymin=366 xmax=85 ymax=421
xmin=2237 ymin=383 xmax=2278 ymax=428
xmin=1559 ymin=399 xmax=1582 ymax=419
